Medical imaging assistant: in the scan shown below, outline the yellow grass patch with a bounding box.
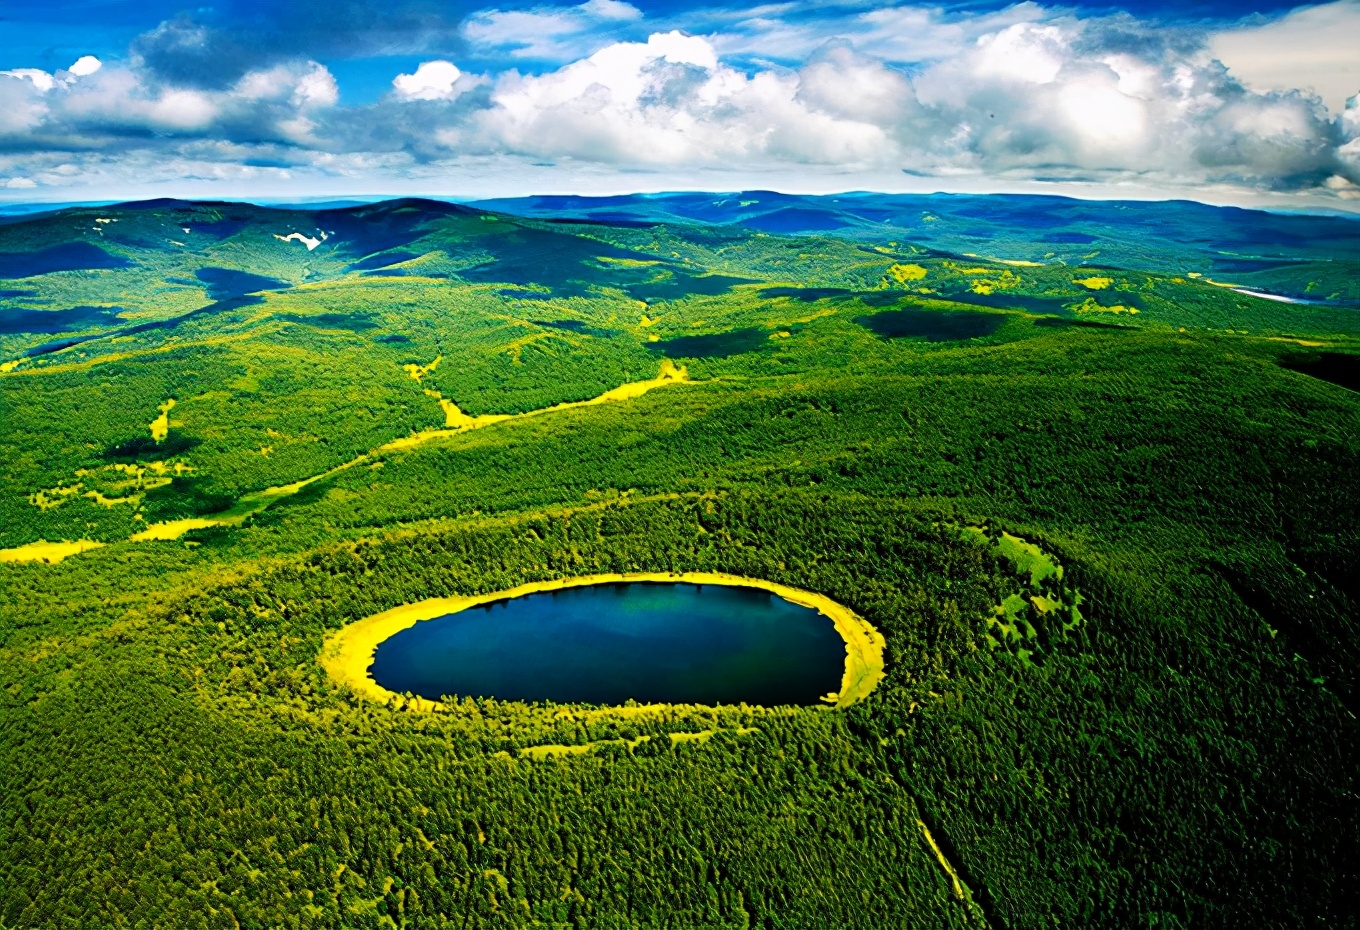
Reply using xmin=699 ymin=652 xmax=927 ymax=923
xmin=120 ymin=364 xmax=688 ymax=548
xmin=1073 ymin=297 xmax=1138 ymax=314
xmin=1074 ymin=276 xmax=1113 ymax=290
xmin=319 ymin=570 xmax=884 ymax=712
xmin=129 ymin=518 xmax=221 ymax=541
xmin=1 ymin=359 xmax=23 ymax=373
xmin=84 ymin=490 xmax=141 ymax=508
xmin=149 ymin=398 xmax=176 ymax=442
xmin=0 ymin=539 xmax=105 ymax=564
xmin=886 ymin=263 xmax=928 ymax=285
xmin=595 ymin=255 xmax=661 ymax=268
xmin=518 ymin=735 xmax=653 ymax=760
xmin=498 ymin=331 xmax=549 ymax=363
xmin=917 ymin=820 xmax=968 ymax=901
xmin=1267 ymin=337 xmax=1327 ymax=347
xmin=403 ymin=355 xmax=442 ymax=383
xmin=668 ymin=727 xmax=760 ymax=745
xmin=30 ymin=484 xmax=83 ymax=510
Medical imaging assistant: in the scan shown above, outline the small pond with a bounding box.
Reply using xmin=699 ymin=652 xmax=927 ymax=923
xmin=369 ymin=581 xmax=846 ymax=706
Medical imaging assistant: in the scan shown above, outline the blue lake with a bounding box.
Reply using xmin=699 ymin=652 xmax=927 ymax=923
xmin=369 ymin=582 xmax=846 ymax=706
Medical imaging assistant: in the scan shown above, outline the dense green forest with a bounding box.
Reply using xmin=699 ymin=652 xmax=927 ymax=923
xmin=1 ymin=197 xmax=1357 ymax=928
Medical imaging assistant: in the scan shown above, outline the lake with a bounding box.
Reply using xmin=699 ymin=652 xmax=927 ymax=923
xmin=369 ymin=581 xmax=846 ymax=706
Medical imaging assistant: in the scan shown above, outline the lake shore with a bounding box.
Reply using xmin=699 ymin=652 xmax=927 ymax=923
xmin=318 ymin=571 xmax=885 ymax=712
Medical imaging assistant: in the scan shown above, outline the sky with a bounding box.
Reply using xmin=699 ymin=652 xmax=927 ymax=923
xmin=1 ymin=0 xmax=1358 ymax=209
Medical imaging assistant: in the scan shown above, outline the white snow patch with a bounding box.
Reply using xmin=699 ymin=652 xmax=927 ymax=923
xmin=274 ymin=231 xmax=326 ymax=251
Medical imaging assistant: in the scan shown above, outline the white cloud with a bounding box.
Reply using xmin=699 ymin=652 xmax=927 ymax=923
xmin=708 ymin=2 xmax=1047 ymax=64
xmin=1 ymin=4 xmax=1358 ymax=207
xmin=4 ymin=176 xmax=37 ymax=189
xmin=1 ymin=57 xmax=103 ymax=94
xmin=463 ymin=0 xmax=643 ymax=60
xmin=230 ymin=62 xmax=337 ymax=113
xmin=2 ymin=68 xmax=57 ymax=93
xmin=148 ymin=89 xmax=219 ymax=130
xmin=292 ymin=64 xmax=339 ymax=108
xmin=479 ymin=32 xmax=904 ymax=167
xmin=68 ymin=56 xmax=103 ymax=78
xmin=972 ymin=24 xmax=1066 ymax=86
xmin=1211 ymin=1 xmax=1360 ymax=113
xmin=393 ymin=61 xmax=470 ymax=101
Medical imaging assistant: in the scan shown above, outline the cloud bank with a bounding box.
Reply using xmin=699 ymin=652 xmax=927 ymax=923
xmin=1 ymin=0 xmax=1358 ymax=206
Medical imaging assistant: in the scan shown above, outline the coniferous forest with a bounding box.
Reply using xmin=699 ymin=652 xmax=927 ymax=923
xmin=1 ymin=196 xmax=1357 ymax=928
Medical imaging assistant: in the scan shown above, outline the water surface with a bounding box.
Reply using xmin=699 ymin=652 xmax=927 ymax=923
xmin=370 ymin=581 xmax=845 ymax=705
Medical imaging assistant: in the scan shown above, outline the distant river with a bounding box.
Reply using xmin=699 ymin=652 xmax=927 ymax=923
xmin=369 ymin=581 xmax=845 ymax=706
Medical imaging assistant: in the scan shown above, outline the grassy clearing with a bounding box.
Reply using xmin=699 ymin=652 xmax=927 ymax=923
xmin=0 ymin=539 xmax=105 ymax=563
xmin=515 ymin=734 xmax=653 ymax=760
xmin=128 ymin=518 xmax=223 ymax=541
xmin=149 ymin=398 xmax=176 ymax=442
xmin=994 ymin=532 xmax=1062 ymax=585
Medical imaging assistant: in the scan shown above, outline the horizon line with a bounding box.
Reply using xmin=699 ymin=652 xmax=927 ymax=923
xmin=2 ymin=189 xmax=1359 ymax=220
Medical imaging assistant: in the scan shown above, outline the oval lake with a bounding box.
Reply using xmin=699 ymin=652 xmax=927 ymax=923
xmin=368 ymin=581 xmax=846 ymax=706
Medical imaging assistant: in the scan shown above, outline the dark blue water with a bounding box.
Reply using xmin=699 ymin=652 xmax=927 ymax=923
xmin=369 ymin=582 xmax=845 ymax=706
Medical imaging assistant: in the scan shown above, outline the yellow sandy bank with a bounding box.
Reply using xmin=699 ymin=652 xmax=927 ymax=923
xmin=319 ymin=571 xmax=885 ymax=712
xmin=0 ymin=539 xmax=105 ymax=564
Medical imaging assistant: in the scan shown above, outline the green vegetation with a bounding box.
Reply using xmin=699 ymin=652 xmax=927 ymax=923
xmin=1 ymin=198 xmax=1357 ymax=928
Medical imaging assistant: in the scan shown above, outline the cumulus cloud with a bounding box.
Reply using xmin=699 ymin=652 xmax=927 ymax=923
xmin=3 ymin=69 xmax=58 ymax=93
xmin=1211 ymin=1 xmax=1360 ymax=113
xmin=2 ymin=3 xmax=1358 ymax=206
xmin=0 ymin=56 xmax=341 ymax=146
xmin=393 ymin=61 xmax=479 ymax=101
xmin=68 ymin=56 xmax=103 ymax=78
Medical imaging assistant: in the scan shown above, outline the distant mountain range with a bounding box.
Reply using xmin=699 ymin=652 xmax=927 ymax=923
xmin=468 ymin=191 xmax=1360 ymax=298
xmin=2 ymin=191 xmax=1357 ymax=302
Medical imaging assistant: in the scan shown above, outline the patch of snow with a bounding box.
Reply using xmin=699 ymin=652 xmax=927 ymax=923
xmin=274 ymin=231 xmax=325 ymax=251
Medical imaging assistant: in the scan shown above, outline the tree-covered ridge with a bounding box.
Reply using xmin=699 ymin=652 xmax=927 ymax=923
xmin=1 ymin=198 xmax=1357 ymax=928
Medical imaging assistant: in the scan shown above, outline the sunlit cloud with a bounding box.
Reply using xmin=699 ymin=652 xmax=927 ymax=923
xmin=0 ymin=1 xmax=1357 ymax=207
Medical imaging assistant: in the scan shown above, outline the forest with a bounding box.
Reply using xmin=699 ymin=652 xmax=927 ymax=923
xmin=1 ymin=196 xmax=1357 ymax=928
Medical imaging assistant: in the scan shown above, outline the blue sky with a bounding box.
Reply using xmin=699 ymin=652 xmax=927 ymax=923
xmin=2 ymin=1 xmax=1358 ymax=207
